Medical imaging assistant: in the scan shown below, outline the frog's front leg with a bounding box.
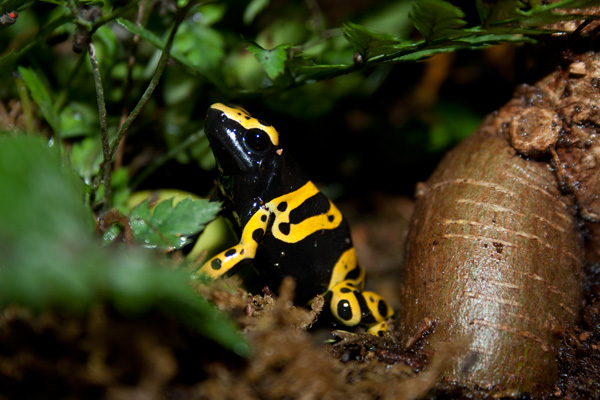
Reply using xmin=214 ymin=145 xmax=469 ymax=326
xmin=196 ymin=207 xmax=271 ymax=280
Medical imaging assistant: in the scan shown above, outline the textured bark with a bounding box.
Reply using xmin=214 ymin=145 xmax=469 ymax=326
xmin=400 ymin=49 xmax=600 ymax=396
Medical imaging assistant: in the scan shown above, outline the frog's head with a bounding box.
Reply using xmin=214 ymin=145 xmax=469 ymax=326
xmin=205 ymin=103 xmax=292 ymax=201
xmin=205 ymin=103 xmax=281 ymax=172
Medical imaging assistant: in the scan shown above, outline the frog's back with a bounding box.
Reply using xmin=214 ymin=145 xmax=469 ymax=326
xmin=257 ymin=188 xmax=355 ymax=302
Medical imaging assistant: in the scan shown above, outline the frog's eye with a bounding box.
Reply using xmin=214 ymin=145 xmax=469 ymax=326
xmin=243 ymin=129 xmax=272 ymax=152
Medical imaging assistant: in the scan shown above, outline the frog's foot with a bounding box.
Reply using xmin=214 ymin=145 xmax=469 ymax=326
xmin=365 ymin=320 xmax=389 ymax=337
xmin=327 ymin=282 xmax=394 ymax=336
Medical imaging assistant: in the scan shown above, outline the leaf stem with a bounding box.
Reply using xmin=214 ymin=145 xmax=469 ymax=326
xmin=115 ymin=0 xmax=148 ymax=170
xmin=88 ymin=42 xmax=111 ymax=212
xmin=91 ymin=1 xmax=142 ymax=33
xmin=108 ymin=3 xmax=193 ymax=158
xmin=66 ymin=0 xmax=92 ymax=30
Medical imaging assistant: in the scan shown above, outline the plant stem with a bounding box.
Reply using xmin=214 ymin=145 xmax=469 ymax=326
xmin=88 ymin=42 xmax=111 ymax=212
xmin=108 ymin=3 xmax=193 ymax=158
xmin=66 ymin=0 xmax=92 ymax=30
xmin=115 ymin=0 xmax=148 ymax=170
xmin=91 ymin=1 xmax=142 ymax=33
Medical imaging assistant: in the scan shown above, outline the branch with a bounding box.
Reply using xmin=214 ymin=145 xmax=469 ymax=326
xmin=115 ymin=0 xmax=148 ymax=170
xmin=88 ymin=42 xmax=111 ymax=211
xmin=108 ymin=3 xmax=194 ymax=158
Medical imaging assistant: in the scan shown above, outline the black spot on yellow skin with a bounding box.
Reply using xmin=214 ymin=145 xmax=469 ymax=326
xmin=211 ymin=259 xmax=222 ymax=270
xmin=344 ymin=267 xmax=362 ymax=281
xmin=289 ymin=194 xmax=329 ymax=224
xmin=198 ymin=103 xmax=394 ymax=335
xmin=225 ymin=249 xmax=236 ymax=257
xmin=252 ymin=228 xmax=264 ymax=243
xmin=337 ymin=300 xmax=353 ymax=321
xmin=378 ymin=299 xmax=389 ymax=318
xmin=278 ymin=222 xmax=290 ymax=235
xmin=197 ymin=206 xmax=270 ymax=280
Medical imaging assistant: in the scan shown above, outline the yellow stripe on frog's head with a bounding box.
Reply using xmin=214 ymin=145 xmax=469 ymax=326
xmin=210 ymin=103 xmax=280 ymax=146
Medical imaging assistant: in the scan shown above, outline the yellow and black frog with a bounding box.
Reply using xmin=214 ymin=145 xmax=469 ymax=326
xmin=196 ymin=103 xmax=393 ymax=336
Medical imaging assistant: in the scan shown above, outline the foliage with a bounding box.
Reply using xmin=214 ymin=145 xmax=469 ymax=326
xmin=0 ymin=134 xmax=249 ymax=356
xmin=0 ymin=0 xmax=597 ymax=362
xmin=128 ymin=197 xmax=221 ymax=251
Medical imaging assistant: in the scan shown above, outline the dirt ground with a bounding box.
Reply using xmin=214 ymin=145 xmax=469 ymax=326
xmin=0 ymin=195 xmax=598 ymax=400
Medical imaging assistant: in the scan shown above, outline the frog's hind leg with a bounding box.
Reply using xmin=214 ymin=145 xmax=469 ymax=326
xmin=326 ymin=248 xmax=394 ymax=336
xmin=360 ymin=290 xmax=394 ymax=336
xmin=327 ymin=282 xmax=394 ymax=336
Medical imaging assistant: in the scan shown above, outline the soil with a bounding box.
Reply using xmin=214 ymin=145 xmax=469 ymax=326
xmin=1 ymin=195 xmax=599 ymax=400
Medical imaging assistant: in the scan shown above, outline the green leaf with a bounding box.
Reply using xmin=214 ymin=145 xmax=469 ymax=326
xmin=117 ymin=18 xmax=162 ymax=48
xmin=173 ymin=19 xmax=225 ymax=74
xmin=130 ymin=197 xmax=221 ymax=250
xmin=247 ymin=41 xmax=291 ymax=80
xmin=116 ymin=17 xmax=225 ymax=87
xmin=0 ymin=135 xmax=93 ymax=241
xmin=344 ymin=22 xmax=409 ymax=59
xmin=476 ymin=0 xmax=525 ymax=26
xmin=189 ymin=4 xmax=227 ymax=26
xmin=69 ymin=135 xmax=102 ymax=183
xmin=289 ymin=63 xmax=353 ymax=83
xmin=409 ymin=0 xmax=467 ymax=41
xmin=17 ymin=66 xmax=60 ymax=133
xmin=243 ymin=0 xmax=269 ymax=24
xmin=93 ymin=25 xmax=118 ymax=64
xmin=59 ymin=101 xmax=99 ymax=138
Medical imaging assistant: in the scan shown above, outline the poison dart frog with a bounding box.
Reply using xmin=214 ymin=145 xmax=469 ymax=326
xmin=196 ymin=103 xmax=393 ymax=336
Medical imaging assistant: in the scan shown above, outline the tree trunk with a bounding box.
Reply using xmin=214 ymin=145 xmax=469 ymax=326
xmin=400 ymin=48 xmax=600 ymax=396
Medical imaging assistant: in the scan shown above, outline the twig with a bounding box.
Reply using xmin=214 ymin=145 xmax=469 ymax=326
xmin=108 ymin=3 xmax=194 ymax=158
xmin=91 ymin=1 xmax=142 ymax=33
xmin=115 ymin=0 xmax=148 ymax=170
xmin=88 ymin=42 xmax=111 ymax=211
xmin=66 ymin=0 xmax=92 ymax=30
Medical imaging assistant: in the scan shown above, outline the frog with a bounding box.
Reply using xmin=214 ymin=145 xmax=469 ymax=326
xmin=196 ymin=103 xmax=393 ymax=336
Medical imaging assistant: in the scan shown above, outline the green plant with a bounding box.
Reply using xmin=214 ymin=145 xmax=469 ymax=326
xmin=0 ymin=134 xmax=250 ymax=355
xmin=0 ymin=0 xmax=597 ymax=365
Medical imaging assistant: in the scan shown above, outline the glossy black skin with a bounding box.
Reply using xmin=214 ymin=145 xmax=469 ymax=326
xmin=204 ymin=107 xmax=354 ymax=302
